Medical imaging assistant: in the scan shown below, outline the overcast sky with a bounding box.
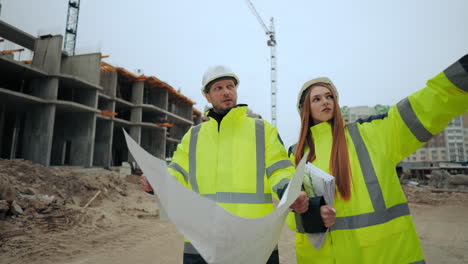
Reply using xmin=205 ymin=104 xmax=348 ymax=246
xmin=2 ymin=0 xmax=467 ymax=147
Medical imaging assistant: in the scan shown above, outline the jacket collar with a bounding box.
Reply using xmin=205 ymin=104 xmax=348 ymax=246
xmin=310 ymin=121 xmax=333 ymax=139
xmin=206 ymin=104 xmax=248 ymax=121
xmin=310 ymin=121 xmax=333 ymax=172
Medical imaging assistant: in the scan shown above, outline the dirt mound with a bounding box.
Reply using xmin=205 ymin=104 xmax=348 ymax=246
xmin=0 ymin=159 xmax=159 ymax=264
xmin=0 ymin=159 xmax=131 ymax=209
xmin=403 ymin=185 xmax=468 ymax=206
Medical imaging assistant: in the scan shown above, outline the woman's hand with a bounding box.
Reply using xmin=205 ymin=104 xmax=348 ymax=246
xmin=320 ymin=205 xmax=336 ymax=228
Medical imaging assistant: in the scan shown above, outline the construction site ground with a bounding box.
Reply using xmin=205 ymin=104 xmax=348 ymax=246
xmin=1 ymin=160 xmax=467 ymax=264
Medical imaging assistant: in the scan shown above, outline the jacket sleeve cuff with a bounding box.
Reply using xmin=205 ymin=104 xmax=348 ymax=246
xmin=295 ymin=196 xmax=327 ymax=233
xmin=443 ymin=54 xmax=468 ymax=92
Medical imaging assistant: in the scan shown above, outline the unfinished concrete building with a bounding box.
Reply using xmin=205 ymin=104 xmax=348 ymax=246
xmin=0 ymin=20 xmax=202 ymax=168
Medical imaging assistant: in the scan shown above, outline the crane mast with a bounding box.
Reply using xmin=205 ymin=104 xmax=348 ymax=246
xmin=245 ymin=0 xmax=278 ymax=126
xmin=64 ymin=0 xmax=80 ymax=55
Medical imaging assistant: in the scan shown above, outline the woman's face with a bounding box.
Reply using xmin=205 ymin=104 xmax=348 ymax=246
xmin=308 ymin=85 xmax=335 ymax=124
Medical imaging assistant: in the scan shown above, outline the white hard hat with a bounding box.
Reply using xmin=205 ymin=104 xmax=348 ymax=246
xmin=296 ymin=77 xmax=338 ymax=114
xmin=201 ymin=65 xmax=240 ymax=94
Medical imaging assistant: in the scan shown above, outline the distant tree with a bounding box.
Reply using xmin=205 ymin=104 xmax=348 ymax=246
xmin=374 ymin=104 xmax=391 ymax=114
xmin=341 ymin=106 xmax=349 ymax=115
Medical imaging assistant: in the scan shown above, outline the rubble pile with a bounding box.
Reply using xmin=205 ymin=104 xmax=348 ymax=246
xmin=403 ymin=185 xmax=468 ymax=206
xmin=426 ymin=170 xmax=468 ymax=189
xmin=401 ymin=169 xmax=468 ymax=190
xmin=401 ymin=169 xmax=468 ymax=206
xmin=0 ymin=159 xmax=130 ymax=221
xmin=0 ymin=159 xmax=159 ymax=264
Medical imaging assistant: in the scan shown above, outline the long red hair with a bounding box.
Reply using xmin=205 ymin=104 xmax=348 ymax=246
xmin=294 ymin=83 xmax=352 ymax=200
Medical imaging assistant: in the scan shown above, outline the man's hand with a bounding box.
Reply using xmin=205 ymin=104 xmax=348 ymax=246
xmin=140 ymin=175 xmax=153 ymax=193
xmin=320 ymin=205 xmax=336 ymax=228
xmin=290 ymin=191 xmax=309 ymax=213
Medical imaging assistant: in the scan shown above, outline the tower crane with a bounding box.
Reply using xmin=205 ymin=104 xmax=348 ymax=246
xmin=64 ymin=0 xmax=80 ymax=55
xmin=245 ymin=0 xmax=278 ymax=126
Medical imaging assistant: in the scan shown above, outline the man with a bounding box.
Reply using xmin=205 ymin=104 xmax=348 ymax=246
xmin=142 ymin=65 xmax=308 ymax=264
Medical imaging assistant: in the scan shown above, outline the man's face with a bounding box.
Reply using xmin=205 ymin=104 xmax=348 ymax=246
xmin=204 ymin=79 xmax=238 ymax=114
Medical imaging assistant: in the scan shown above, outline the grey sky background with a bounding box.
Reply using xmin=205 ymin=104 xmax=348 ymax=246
xmin=2 ymin=0 xmax=467 ymax=147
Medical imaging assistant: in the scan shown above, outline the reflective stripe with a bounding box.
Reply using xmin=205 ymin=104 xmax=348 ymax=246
xmin=327 ymin=123 xmax=413 ymax=231
xmin=189 ymin=124 xmax=202 ymax=193
xmin=184 ymin=241 xmax=199 ymax=254
xmin=410 ymin=260 xmax=426 ymax=264
xmin=272 ymin=178 xmax=290 ymax=196
xmin=444 ymin=57 xmax=468 ymax=92
xmin=348 ymin=123 xmax=386 ymax=211
xmin=255 ymin=119 xmax=265 ymax=194
xmin=266 ymin=159 xmax=293 ymax=178
xmin=168 ymin=162 xmax=188 ymax=183
xmin=202 ymin=192 xmax=272 ymax=204
xmin=187 ymin=119 xmax=269 ymax=204
xmin=397 ymin=98 xmax=433 ymax=142
xmin=331 ymin=202 xmax=410 ymax=231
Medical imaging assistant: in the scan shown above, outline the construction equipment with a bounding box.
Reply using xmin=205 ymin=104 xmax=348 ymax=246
xmin=245 ymin=0 xmax=278 ymax=126
xmin=64 ymin=0 xmax=81 ymax=55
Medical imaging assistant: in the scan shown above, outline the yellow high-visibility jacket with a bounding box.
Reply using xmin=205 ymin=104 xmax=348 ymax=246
xmin=288 ymin=55 xmax=468 ymax=264
xmin=169 ymin=105 xmax=294 ymax=255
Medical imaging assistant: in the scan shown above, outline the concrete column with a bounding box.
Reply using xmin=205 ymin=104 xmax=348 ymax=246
xmin=22 ymin=104 xmax=56 ymax=166
xmin=22 ymin=35 xmax=62 ymax=166
xmin=93 ymin=119 xmax=113 ymax=168
xmin=161 ymin=90 xmax=168 ymax=110
xmin=131 ymin=81 xmax=144 ymax=105
xmin=71 ymin=113 xmax=96 ymax=167
xmin=130 ymin=81 xmax=143 ymax=144
xmin=100 ymin=71 xmax=118 ymax=98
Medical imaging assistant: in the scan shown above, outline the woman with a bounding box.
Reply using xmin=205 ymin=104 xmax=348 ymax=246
xmin=288 ymin=55 xmax=468 ymax=263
